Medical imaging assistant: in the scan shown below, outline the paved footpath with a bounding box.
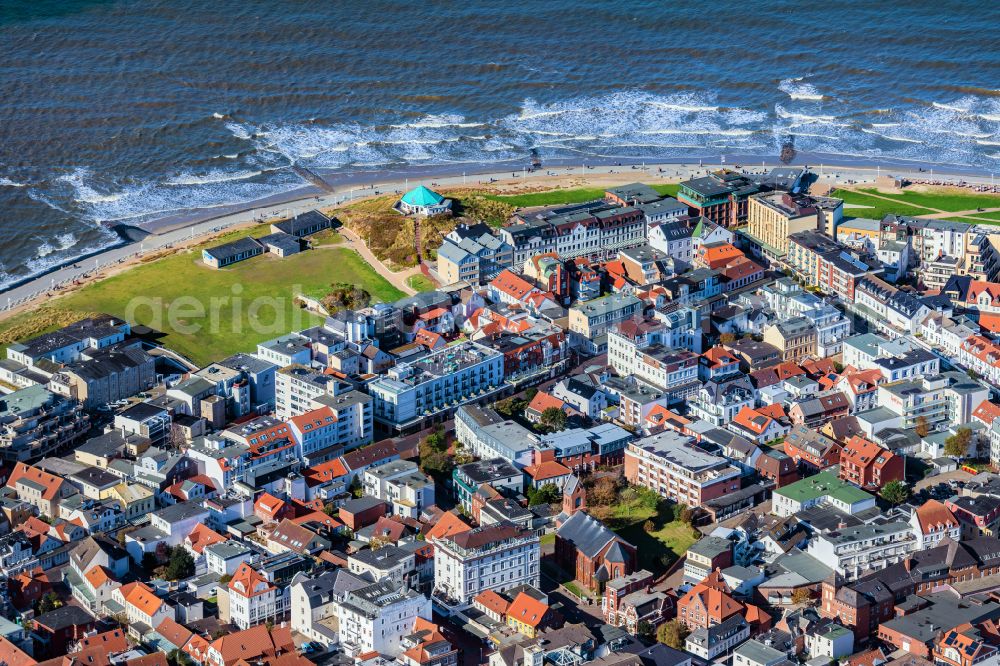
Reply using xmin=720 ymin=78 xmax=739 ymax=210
xmin=4 ymin=160 xmax=998 ymax=316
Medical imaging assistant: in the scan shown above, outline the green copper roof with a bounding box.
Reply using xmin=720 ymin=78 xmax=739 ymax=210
xmin=774 ymin=470 xmax=873 ymax=505
xmin=692 ymin=218 xmax=705 ymax=238
xmin=401 ymin=185 xmax=444 ymax=207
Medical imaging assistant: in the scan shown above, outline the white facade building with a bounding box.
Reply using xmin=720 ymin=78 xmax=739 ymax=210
xmin=432 ymin=522 xmax=540 ymax=608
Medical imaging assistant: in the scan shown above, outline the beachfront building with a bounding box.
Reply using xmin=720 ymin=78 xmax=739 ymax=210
xmin=367 ymin=341 xmax=504 ymax=433
xmin=677 ymin=170 xmax=760 ymax=228
xmin=202 ymin=237 xmax=264 ymax=269
xmin=395 ymin=186 xmax=452 ymax=217
xmin=744 ymin=192 xmax=842 ymax=263
xmin=0 ymin=385 xmax=90 ymax=463
xmin=499 ymin=199 xmax=646 ymax=267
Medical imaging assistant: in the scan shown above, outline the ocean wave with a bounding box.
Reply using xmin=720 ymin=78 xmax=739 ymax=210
xmin=779 ymin=76 xmax=824 ymax=101
xmin=390 ymin=113 xmax=485 ymax=129
xmin=775 ymin=106 xmax=836 ymax=123
xmin=647 ymin=101 xmax=720 ymax=112
xmin=167 ymin=169 xmax=265 ymax=186
xmin=977 ymin=139 xmax=1000 ymax=146
xmin=213 ymin=112 xmax=226 ymax=119
xmin=0 ymin=177 xmax=26 ymax=187
xmin=25 ymin=236 xmax=119 ymax=276
xmin=860 ymin=128 xmax=923 ymax=143
xmin=59 ymin=168 xmax=126 ymax=204
xmin=932 ymin=101 xmax=971 ymax=113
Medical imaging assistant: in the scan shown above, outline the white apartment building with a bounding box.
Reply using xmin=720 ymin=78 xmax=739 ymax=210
xmin=368 ymin=342 xmax=504 ymax=432
xmin=227 ymin=562 xmax=287 ymax=629
xmin=432 ymin=522 xmax=540 ymax=608
xmin=274 ymin=364 xmax=346 ymax=420
xmin=336 ymin=580 xmax=431 ymax=657
xmin=290 ymin=569 xmax=368 ymax=648
xmin=348 ymin=545 xmax=416 ymax=587
xmin=608 ymin=324 xmax=700 ymax=400
xmin=205 ymin=541 xmax=253 ymax=577
xmin=908 ymin=500 xmax=962 ymax=550
xmin=363 ymin=460 xmax=436 ymax=519
xmin=806 ymin=522 xmax=917 ymax=580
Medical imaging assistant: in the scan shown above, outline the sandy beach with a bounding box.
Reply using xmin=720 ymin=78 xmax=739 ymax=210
xmin=3 ymin=155 xmax=1000 ymax=323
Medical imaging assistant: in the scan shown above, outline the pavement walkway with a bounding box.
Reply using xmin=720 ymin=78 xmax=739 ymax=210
xmin=333 ymin=227 xmax=421 ymax=296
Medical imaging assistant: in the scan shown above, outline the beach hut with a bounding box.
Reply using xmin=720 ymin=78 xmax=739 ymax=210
xmin=394 ymin=185 xmax=452 ymax=217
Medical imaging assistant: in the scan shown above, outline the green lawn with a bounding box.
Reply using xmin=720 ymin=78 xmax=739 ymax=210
xmin=540 ymin=533 xmax=555 ymax=546
xmin=406 ymin=274 xmax=437 ymax=292
xmin=594 ymin=487 xmax=699 ymax=571
xmin=833 ymin=187 xmax=1000 ymax=223
xmin=855 ymin=188 xmax=1000 ymax=213
xmin=487 ymin=182 xmax=681 ymax=208
xmin=0 ymin=241 xmax=404 ymax=366
xmin=831 ymin=189 xmax=935 ymax=219
xmin=616 ymin=519 xmax=699 ymax=572
xmin=309 ymin=229 xmax=342 ymax=246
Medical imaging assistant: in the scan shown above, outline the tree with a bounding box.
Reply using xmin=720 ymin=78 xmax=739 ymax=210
xmin=791 ymin=588 xmax=812 ymax=605
xmin=168 ymin=650 xmax=193 ymax=666
xmin=528 ymin=483 xmax=560 ymax=507
xmin=370 ymin=536 xmax=393 ymax=550
xmin=945 ymin=427 xmax=973 ymax=458
xmin=881 ymin=480 xmax=910 ymax=506
xmin=495 ymin=396 xmax=528 ymax=418
xmin=590 ymin=478 xmax=619 ymax=506
xmin=656 ymin=620 xmax=689 ymax=649
xmin=539 ymin=407 xmax=568 ymax=432
xmin=719 ymin=333 xmax=736 ymax=345
xmin=218 ymin=574 xmax=232 ymax=584
xmin=636 ymin=620 xmax=654 ymax=641
xmin=915 ymin=415 xmax=931 ymax=438
xmin=36 ymin=591 xmax=62 ymax=614
xmin=165 ymin=546 xmax=195 ymax=580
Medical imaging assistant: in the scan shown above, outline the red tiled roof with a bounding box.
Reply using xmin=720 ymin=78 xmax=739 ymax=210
xmin=507 ymin=592 xmax=550 ymax=629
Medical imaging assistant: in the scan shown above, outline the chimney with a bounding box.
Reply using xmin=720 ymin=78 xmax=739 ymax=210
xmin=904 ymin=559 xmax=911 ymax=572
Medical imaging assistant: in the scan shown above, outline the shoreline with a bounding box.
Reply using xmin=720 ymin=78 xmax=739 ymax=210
xmin=3 ymin=152 xmax=1000 ymax=318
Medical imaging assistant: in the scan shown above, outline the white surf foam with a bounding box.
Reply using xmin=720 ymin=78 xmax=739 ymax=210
xmin=167 ymin=170 xmax=264 ymax=186
xmin=779 ymin=77 xmax=825 ymax=101
xmin=0 ymin=177 xmax=26 ymax=187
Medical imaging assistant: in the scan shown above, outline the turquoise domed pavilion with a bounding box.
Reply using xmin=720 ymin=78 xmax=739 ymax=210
xmin=394 ymin=185 xmax=452 ymax=217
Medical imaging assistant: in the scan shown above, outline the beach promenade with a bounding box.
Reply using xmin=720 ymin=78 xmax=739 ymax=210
xmin=3 ymin=160 xmax=998 ymax=317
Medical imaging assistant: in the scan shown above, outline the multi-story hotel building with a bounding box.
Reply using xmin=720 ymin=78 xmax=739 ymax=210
xmin=608 ymin=324 xmax=700 ymax=401
xmin=567 ymin=293 xmax=642 ymax=354
xmin=499 ymin=200 xmax=646 ymax=268
xmin=677 ymin=170 xmax=760 ymax=228
xmin=746 ymin=192 xmax=842 ymax=262
xmin=807 ymin=522 xmax=917 ymax=580
xmin=431 ymin=521 xmax=540 ymax=608
xmin=624 ymin=430 xmax=741 ymax=506
xmin=368 ymin=341 xmax=504 ymax=434
xmin=336 ymin=580 xmax=431 ymax=657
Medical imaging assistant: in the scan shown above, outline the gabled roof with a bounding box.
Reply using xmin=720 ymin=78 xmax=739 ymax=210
xmin=474 ymin=589 xmax=511 ymax=616
xmin=119 ymin=581 xmax=164 ymax=617
xmin=914 ymin=499 xmax=959 ymax=534
xmin=556 ymin=510 xmax=630 ymax=559
xmin=524 ymin=460 xmax=572 ymax=482
xmin=424 ymin=510 xmax=472 ymax=541
xmin=507 ymin=591 xmax=550 ymax=629
xmin=228 ymin=562 xmax=274 ymax=599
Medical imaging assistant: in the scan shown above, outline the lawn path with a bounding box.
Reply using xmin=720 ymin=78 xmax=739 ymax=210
xmin=333 ymin=227 xmax=420 ymax=296
xmin=840 ymin=186 xmax=1000 ymax=222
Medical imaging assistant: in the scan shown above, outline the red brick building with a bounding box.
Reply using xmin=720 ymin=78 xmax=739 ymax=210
xmin=555 ymin=510 xmax=636 ymax=592
xmin=839 ymin=435 xmax=903 ymax=492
